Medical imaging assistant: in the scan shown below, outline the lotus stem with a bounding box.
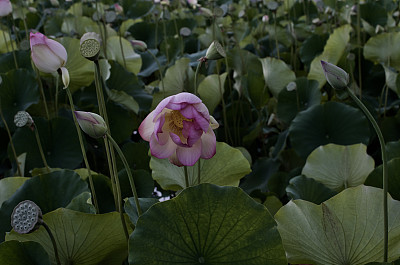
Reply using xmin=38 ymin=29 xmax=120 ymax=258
xmin=184 ymin=166 xmax=189 ymax=188
xmin=33 ymin=124 xmax=50 ymax=172
xmin=42 ymin=222 xmax=61 ymax=265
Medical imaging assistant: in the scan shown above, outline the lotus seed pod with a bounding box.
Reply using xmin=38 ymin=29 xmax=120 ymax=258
xmin=11 ymin=200 xmax=43 ymax=234
xmin=80 ymin=32 xmax=101 ymax=61
xmin=205 ymin=41 xmax=226 ymax=61
xmin=14 ymin=111 xmax=34 ymax=128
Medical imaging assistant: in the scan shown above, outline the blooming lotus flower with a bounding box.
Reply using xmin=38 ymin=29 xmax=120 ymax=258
xmin=30 ymin=32 xmax=70 ymax=88
xmin=0 ymin=0 xmax=12 ymax=17
xmin=139 ymin=92 xmax=219 ymax=166
xmin=74 ymin=111 xmax=107 ymax=138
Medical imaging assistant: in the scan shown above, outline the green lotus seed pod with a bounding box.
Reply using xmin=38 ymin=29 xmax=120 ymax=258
xmin=205 ymin=41 xmax=226 ymax=61
xmin=11 ymin=200 xmax=43 ymax=234
xmin=80 ymin=32 xmax=101 ymax=61
xmin=14 ymin=111 xmax=34 ymax=128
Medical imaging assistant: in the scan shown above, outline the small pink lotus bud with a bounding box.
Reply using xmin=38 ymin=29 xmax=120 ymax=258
xmin=321 ymin=61 xmax=349 ymax=90
xmin=74 ymin=111 xmax=108 ymax=138
xmin=0 ymin=0 xmax=12 ymax=17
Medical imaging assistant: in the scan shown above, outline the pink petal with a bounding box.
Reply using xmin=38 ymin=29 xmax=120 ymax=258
xmin=169 ymin=132 xmax=186 ymax=147
xmin=182 ymin=120 xmax=202 ymax=146
xmin=180 ymin=104 xmax=210 ymax=132
xmin=169 ymin=92 xmax=202 ymax=105
xmin=149 ymin=133 xmax=176 ymax=159
xmin=31 ymin=45 xmax=64 ymax=73
xmin=138 ymin=110 xmax=156 ymax=141
xmin=153 ymin=97 xmax=173 ymax=122
xmin=0 ymin=0 xmax=12 ymax=17
xmin=153 ymin=112 xmax=166 ymax=143
xmin=46 ymin=38 xmax=68 ymax=65
xmin=200 ymin=128 xmax=216 ymax=159
xmin=30 ymin=32 xmax=47 ymax=48
xmin=168 ymin=152 xmax=183 ymax=167
xmin=176 ymin=140 xmax=201 ymax=166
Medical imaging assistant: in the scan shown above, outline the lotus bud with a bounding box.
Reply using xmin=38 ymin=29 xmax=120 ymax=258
xmin=11 ymin=200 xmax=43 ymax=234
xmin=320 ymin=61 xmax=349 ymax=90
xmin=130 ymin=40 xmax=147 ymax=52
xmin=114 ymin=3 xmax=123 ymax=14
xmin=205 ymin=41 xmax=226 ymax=60
xmin=74 ymin=111 xmax=107 ymax=138
xmin=80 ymin=32 xmax=101 ymax=61
xmin=14 ymin=111 xmax=34 ymax=128
xmin=262 ymin=15 xmax=269 ymax=23
xmin=0 ymin=0 xmax=12 ymax=17
xmin=60 ymin=67 xmax=70 ymax=89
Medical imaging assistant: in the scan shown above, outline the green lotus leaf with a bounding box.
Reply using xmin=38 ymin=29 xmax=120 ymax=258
xmin=0 ymin=69 xmax=39 ymax=129
xmin=308 ymin=25 xmax=352 ymax=88
xmin=61 ymin=16 xmax=117 ymax=37
xmin=150 ymin=142 xmax=251 ymax=191
xmin=386 ymin=140 xmax=400 ymax=160
xmin=259 ymin=57 xmax=296 ymax=98
xmin=0 ymin=240 xmax=51 ymax=265
xmin=129 ymin=183 xmax=287 ymax=265
xmin=0 ymin=177 xmax=29 ymax=207
xmin=106 ymin=36 xmax=142 ymax=75
xmin=198 ymin=73 xmax=228 ymax=114
xmin=0 ymin=170 xmax=89 ymax=242
xmin=302 ymin=143 xmax=374 ymax=191
xmin=364 ymin=32 xmax=400 ymax=72
xmin=6 ymin=208 xmax=128 ymax=265
xmin=289 ymin=101 xmax=370 ymax=158
xmin=0 ymin=30 xmax=16 ymax=53
xmin=286 ymin=175 xmax=338 ymax=204
xmin=105 ymin=88 xmax=139 ymax=114
xmin=0 ymin=50 xmax=32 ymax=74
xmin=275 ymin=185 xmax=400 ymax=264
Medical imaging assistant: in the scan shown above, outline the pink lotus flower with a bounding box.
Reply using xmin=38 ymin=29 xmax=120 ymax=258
xmin=0 ymin=0 xmax=12 ymax=17
xmin=139 ymin=92 xmax=219 ymax=166
xmin=30 ymin=32 xmax=70 ymax=88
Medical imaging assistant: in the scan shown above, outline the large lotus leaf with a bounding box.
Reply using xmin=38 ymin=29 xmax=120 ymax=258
xmin=289 ymin=101 xmax=370 ymax=158
xmin=386 ymin=140 xmax=400 ymax=160
xmin=0 ymin=170 xmax=89 ymax=242
xmin=122 ymin=0 xmax=154 ymax=19
xmin=286 ymin=175 xmax=338 ymax=204
xmin=106 ymin=36 xmax=142 ymax=75
xmin=0 ymin=240 xmax=51 ymax=265
xmin=198 ymin=73 xmax=228 ymax=114
xmin=0 ymin=30 xmax=16 ymax=53
xmin=359 ymin=2 xmax=388 ymax=27
xmin=0 ymin=50 xmax=32 ymax=73
xmin=302 ymin=143 xmax=374 ymax=191
xmin=0 ymin=69 xmax=39 ymax=128
xmin=365 ymin=157 xmax=400 ymax=201
xmin=151 ymin=57 xmax=193 ymax=109
xmin=150 ymin=142 xmax=251 ymax=191
xmin=106 ymin=101 xmax=138 ymax=144
xmin=61 ymin=16 xmax=117 ymax=37
xmin=275 ymin=185 xmax=400 ymax=264
xmin=308 ymin=25 xmax=352 ymax=88
xmin=364 ymin=32 xmax=400 ymax=71
xmin=128 ymin=22 xmax=163 ymax=49
xmin=129 ymin=183 xmax=287 ymax=265
xmin=299 ymin=34 xmax=329 ymax=66
xmin=259 ymin=57 xmax=296 ymax=98
xmin=277 ymin=77 xmax=321 ymax=125
xmin=0 ymin=177 xmax=29 ymax=207
xmin=6 ymin=208 xmax=128 ymax=265
xmin=58 ymin=37 xmax=94 ymax=92
xmin=10 ymin=117 xmax=83 ymax=172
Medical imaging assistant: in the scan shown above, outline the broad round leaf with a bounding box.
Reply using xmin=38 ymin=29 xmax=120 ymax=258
xmin=129 ymin=183 xmax=287 ymax=265
xmin=0 ymin=69 xmax=39 ymax=129
xmin=308 ymin=25 xmax=352 ymax=88
xmin=6 ymin=208 xmax=128 ymax=265
xmin=0 ymin=177 xmax=29 ymax=207
xmin=0 ymin=170 xmax=89 ymax=242
xmin=302 ymin=143 xmax=374 ymax=191
xmin=276 ymin=185 xmax=400 ymax=264
xmin=289 ymin=102 xmax=370 ymax=158
xmin=0 ymin=240 xmax=51 ymax=265
xmin=150 ymin=142 xmax=251 ymax=191
xmin=10 ymin=117 xmax=83 ymax=173
xmin=286 ymin=175 xmax=337 ymax=204
xmin=106 ymin=36 xmax=142 ymax=75
xmin=364 ymin=32 xmax=400 ymax=71
xmin=198 ymin=73 xmax=228 ymax=114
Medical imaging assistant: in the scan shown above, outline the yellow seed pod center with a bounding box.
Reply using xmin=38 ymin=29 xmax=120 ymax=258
xmin=171 ymin=110 xmax=192 ymax=129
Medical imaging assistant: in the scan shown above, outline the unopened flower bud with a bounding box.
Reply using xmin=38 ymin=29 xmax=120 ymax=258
xmin=11 ymin=200 xmax=43 ymax=234
xmin=14 ymin=111 xmax=34 ymax=128
xmin=320 ymin=61 xmax=349 ymax=90
xmin=205 ymin=41 xmax=226 ymax=60
xmin=262 ymin=15 xmax=269 ymax=23
xmin=60 ymin=67 xmax=70 ymax=89
xmin=80 ymin=32 xmax=101 ymax=61
xmin=130 ymin=40 xmax=147 ymax=52
xmin=74 ymin=111 xmax=107 ymax=138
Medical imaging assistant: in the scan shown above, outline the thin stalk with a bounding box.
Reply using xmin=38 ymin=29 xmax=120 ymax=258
xmin=54 ymin=75 xmax=59 ymax=117
xmin=0 ymin=101 xmax=22 ymax=176
xmin=1 ymin=26 xmax=10 ymax=52
xmin=118 ymin=28 xmax=127 ymax=68
xmin=103 ymin=137 xmax=118 ymax=210
xmin=356 ymin=0 xmax=362 ymax=98
xmin=273 ymin=13 xmax=280 ymax=59
xmin=184 ymin=166 xmax=189 ymax=188
xmin=34 ymin=67 xmax=50 ymax=120
xmin=6 ymin=25 xmax=18 ymax=69
xmin=146 ymin=49 xmax=165 ymax=98
xmin=194 ymin=60 xmax=202 ymax=95
xmin=172 ymin=18 xmax=184 ymax=56
xmin=161 ymin=9 xmax=169 ymax=63
xmin=346 ymin=86 xmax=388 ymax=262
xmin=33 ymin=125 xmax=50 ymax=172
xmin=42 ymin=222 xmax=61 ymax=265
xmin=66 ymin=88 xmax=99 ymax=214
xmin=107 ymin=132 xmax=142 ymax=216
xmin=197 ymin=160 xmax=201 ymax=185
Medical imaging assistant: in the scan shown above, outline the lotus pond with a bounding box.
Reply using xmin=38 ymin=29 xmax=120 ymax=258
xmin=1 ymin=0 xmax=400 ymax=264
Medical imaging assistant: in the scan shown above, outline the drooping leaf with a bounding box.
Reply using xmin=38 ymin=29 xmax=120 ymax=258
xmin=302 ymin=143 xmax=374 ymax=191
xmin=0 ymin=241 xmax=51 ymax=265
xmin=150 ymin=142 xmax=251 ymax=191
xmin=105 ymin=88 xmax=139 ymax=114
xmin=129 ymin=183 xmax=287 ymax=265
xmin=6 ymin=208 xmax=128 ymax=265
xmin=0 ymin=170 xmax=89 ymax=242
xmin=275 ymin=185 xmax=400 ymax=264
xmin=0 ymin=177 xmax=29 ymax=207
xmin=66 ymin=192 xmax=96 ymax=214
xmin=124 ymin=197 xmax=159 ymax=225
xmin=308 ymin=25 xmax=352 ymax=88
xmin=106 ymin=36 xmax=142 ymax=75
xmin=289 ymin=102 xmax=370 ymax=157
xmin=364 ymin=32 xmax=400 ymax=70
xmin=259 ymin=57 xmax=296 ymax=98
xmin=198 ymin=73 xmax=228 ymax=114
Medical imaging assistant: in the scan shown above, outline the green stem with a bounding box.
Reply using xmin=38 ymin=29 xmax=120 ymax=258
xmin=6 ymin=16 xmax=19 ymax=70
xmin=33 ymin=125 xmax=50 ymax=172
xmin=146 ymin=49 xmax=165 ymax=98
xmin=184 ymin=166 xmax=189 ymax=188
xmin=55 ymin=75 xmax=59 ymax=117
xmin=356 ymin=0 xmax=362 ymax=98
xmin=273 ymin=13 xmax=280 ymax=59
xmin=107 ymin=132 xmax=142 ymax=216
xmin=161 ymin=8 xmax=169 ymax=63
xmin=194 ymin=60 xmax=202 ymax=95
xmin=197 ymin=160 xmax=201 ymax=185
xmin=118 ymin=28 xmax=127 ymax=69
xmin=42 ymin=222 xmax=61 ymax=265
xmin=66 ymin=88 xmax=99 ymax=214
xmin=346 ymin=86 xmax=388 ymax=262
xmin=0 ymin=101 xmax=22 ymax=176
xmin=34 ymin=67 xmax=50 ymax=121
